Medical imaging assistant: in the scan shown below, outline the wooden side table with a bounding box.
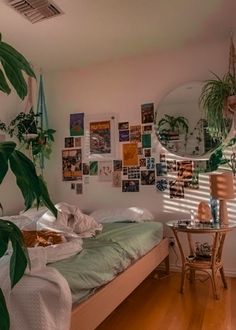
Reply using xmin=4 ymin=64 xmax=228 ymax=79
xmin=167 ymin=221 xmax=236 ymax=299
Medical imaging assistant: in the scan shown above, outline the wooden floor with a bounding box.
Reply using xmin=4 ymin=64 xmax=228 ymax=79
xmin=96 ymin=271 xmax=236 ymax=330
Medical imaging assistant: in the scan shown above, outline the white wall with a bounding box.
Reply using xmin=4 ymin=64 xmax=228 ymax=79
xmin=42 ymin=39 xmax=236 ymax=275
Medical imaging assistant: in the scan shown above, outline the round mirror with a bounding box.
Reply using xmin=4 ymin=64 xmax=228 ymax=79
xmin=154 ymin=81 xmax=233 ymax=159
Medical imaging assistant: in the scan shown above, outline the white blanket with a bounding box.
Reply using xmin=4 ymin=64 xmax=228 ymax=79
xmin=0 ymin=255 xmax=72 ymax=330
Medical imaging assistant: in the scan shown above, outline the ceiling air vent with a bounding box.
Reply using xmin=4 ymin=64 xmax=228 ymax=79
xmin=7 ymin=0 xmax=63 ymax=23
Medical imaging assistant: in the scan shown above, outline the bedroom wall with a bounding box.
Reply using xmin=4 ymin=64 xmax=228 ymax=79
xmin=43 ymin=39 xmax=236 ymax=275
xmin=1 ymin=38 xmax=236 ymax=274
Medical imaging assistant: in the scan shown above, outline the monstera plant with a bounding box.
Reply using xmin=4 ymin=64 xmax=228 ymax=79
xmin=0 ymin=33 xmax=57 ymax=330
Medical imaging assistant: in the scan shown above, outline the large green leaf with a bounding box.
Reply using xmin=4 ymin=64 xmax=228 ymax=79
xmin=0 ymin=288 xmax=9 ymax=330
xmin=0 ymin=142 xmax=16 ymax=184
xmin=0 ymin=34 xmax=36 ymax=100
xmin=38 ymin=176 xmax=57 ymax=217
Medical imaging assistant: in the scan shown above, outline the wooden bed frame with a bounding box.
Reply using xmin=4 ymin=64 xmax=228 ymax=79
xmin=70 ymin=237 xmax=169 ymax=330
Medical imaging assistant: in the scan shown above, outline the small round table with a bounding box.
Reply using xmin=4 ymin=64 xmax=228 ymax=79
xmin=166 ymin=220 xmax=236 ymax=299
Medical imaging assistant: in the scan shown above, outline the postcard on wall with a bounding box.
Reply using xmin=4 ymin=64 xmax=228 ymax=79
xmin=141 ymin=170 xmax=155 ymax=185
xmin=128 ymin=166 xmax=140 ymax=179
xmin=123 ymin=167 xmax=128 ymax=175
xmin=144 ymin=148 xmax=151 ymax=158
xmin=118 ymin=122 xmax=129 ymax=130
xmin=146 ymin=157 xmax=155 ymax=170
xmin=89 ymin=161 xmax=98 ymax=175
xmin=119 ymin=130 xmax=129 ymax=142
xmin=177 ymin=161 xmax=193 ymax=181
xmin=64 ymin=137 xmax=74 ymax=148
xmin=142 ymin=134 xmax=151 ymax=148
xmin=76 ymin=183 xmax=83 ymax=195
xmin=142 ymin=124 xmax=153 ymax=134
xmin=139 ymin=158 xmax=146 ymax=168
xmin=185 ymin=172 xmax=199 ymax=189
xmin=62 ymin=149 xmax=82 ymax=181
xmin=156 ymin=162 xmax=167 ymax=176
xmin=167 ymin=160 xmax=177 ymax=172
xmin=141 ymin=103 xmax=154 ymax=124
xmin=70 ymin=113 xmax=84 ymax=136
xmin=82 ymin=163 xmax=90 ymax=175
xmin=99 ymin=161 xmax=113 ymax=181
xmin=130 ymin=125 xmax=141 ymax=143
xmin=112 ymin=171 xmax=122 ymax=187
xmin=169 ymin=180 xmax=184 ymax=199
xmin=74 ymin=137 xmax=81 ymax=148
xmin=122 ymin=180 xmax=139 ymax=192
xmin=113 ymin=160 xmax=122 ymax=171
xmin=122 ymin=143 xmax=138 ymax=166
xmin=156 ymin=178 xmax=168 ymax=192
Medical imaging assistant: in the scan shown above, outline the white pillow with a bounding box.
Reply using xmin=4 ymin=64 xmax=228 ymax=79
xmin=90 ymin=207 xmax=154 ymax=223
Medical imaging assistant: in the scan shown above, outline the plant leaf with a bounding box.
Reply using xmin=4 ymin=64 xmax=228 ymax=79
xmin=0 ymin=288 xmax=10 ymax=330
xmin=0 ymin=142 xmax=16 ymax=184
xmin=0 ymin=68 xmax=11 ymax=95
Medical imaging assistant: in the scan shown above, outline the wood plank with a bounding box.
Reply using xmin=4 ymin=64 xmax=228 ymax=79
xmin=97 ymin=272 xmax=236 ymax=330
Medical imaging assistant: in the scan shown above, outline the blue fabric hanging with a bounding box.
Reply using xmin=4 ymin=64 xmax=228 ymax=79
xmin=36 ymin=74 xmax=49 ymax=170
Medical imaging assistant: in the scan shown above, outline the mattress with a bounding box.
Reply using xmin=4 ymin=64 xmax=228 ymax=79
xmin=50 ymin=221 xmax=163 ymax=304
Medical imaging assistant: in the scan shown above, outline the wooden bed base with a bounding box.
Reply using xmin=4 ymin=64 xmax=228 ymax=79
xmin=70 ymin=237 xmax=169 ymax=330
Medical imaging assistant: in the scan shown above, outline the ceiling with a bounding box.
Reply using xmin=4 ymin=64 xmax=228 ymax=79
xmin=0 ymin=0 xmax=235 ymax=72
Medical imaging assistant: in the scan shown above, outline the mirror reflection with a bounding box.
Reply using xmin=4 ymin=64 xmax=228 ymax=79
xmin=155 ymin=81 xmax=232 ymax=158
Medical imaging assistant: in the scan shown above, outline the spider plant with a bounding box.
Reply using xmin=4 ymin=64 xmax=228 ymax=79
xmin=199 ymin=72 xmax=236 ymax=140
xmin=0 ymin=33 xmax=57 ymax=330
xmin=157 ymin=114 xmax=189 ymax=141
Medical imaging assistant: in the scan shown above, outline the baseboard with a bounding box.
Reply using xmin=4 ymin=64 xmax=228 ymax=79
xmin=168 ymin=263 xmax=236 ymax=277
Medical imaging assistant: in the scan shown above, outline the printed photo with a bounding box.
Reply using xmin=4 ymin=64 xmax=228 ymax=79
xmin=142 ymin=134 xmax=151 ymax=148
xmin=142 ymin=124 xmax=153 ymax=134
xmin=76 ymin=183 xmax=83 ymax=195
xmin=156 ymin=178 xmax=168 ymax=192
xmin=141 ymin=103 xmax=154 ymax=124
xmin=119 ymin=130 xmax=130 ymax=142
xmin=89 ymin=161 xmax=98 ymax=175
xmin=113 ymin=160 xmax=122 ymax=171
xmin=99 ymin=161 xmax=113 ymax=181
xmin=160 ymin=152 xmax=166 ymax=162
xmin=177 ymin=161 xmax=193 ymax=182
xmin=123 ymin=167 xmax=128 ymax=175
xmin=169 ymin=180 xmax=184 ymax=199
xmin=144 ymin=148 xmax=151 ymax=158
xmin=141 ymin=170 xmax=155 ymax=185
xmin=70 ymin=113 xmax=84 ymax=136
xmin=122 ymin=180 xmax=139 ymax=192
xmin=118 ymin=122 xmax=129 ymax=130
xmin=139 ymin=158 xmax=146 ymax=167
xmin=112 ymin=171 xmax=122 ymax=187
xmin=90 ymin=120 xmax=111 ymax=154
xmin=130 ymin=125 xmax=141 ymax=143
xmin=82 ymin=163 xmax=90 ymax=175
xmin=138 ymin=147 xmax=143 ymax=156
xmin=146 ymin=157 xmax=155 ymax=170
xmin=167 ymin=160 xmax=177 ymax=172
xmin=64 ymin=137 xmax=74 ymax=148
xmin=156 ymin=162 xmax=167 ymax=176
xmin=128 ymin=166 xmax=140 ymax=179
xmin=62 ymin=149 xmax=82 ymax=181
xmin=122 ymin=143 xmax=139 ymax=166
xmin=74 ymin=137 xmax=81 ymax=148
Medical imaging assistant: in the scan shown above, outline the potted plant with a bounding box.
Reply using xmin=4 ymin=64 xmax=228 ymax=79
xmin=199 ymin=72 xmax=236 ymax=140
xmin=0 ymin=33 xmax=57 ymax=330
xmin=157 ymin=114 xmax=189 ymax=141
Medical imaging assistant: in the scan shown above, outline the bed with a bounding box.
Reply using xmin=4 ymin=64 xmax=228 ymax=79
xmin=0 ymin=205 xmax=169 ymax=330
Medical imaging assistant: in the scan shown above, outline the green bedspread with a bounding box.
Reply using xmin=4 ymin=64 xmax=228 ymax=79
xmin=50 ymin=221 xmax=163 ymax=304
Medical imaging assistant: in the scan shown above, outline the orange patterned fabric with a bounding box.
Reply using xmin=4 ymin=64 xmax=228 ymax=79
xmin=22 ymin=230 xmax=64 ymax=247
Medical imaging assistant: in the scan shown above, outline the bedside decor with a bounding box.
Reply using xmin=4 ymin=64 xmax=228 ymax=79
xmin=209 ymin=172 xmax=235 ymax=225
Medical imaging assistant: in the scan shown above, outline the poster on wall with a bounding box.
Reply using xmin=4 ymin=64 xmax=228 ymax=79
xmin=70 ymin=113 xmax=84 ymax=136
xmin=130 ymin=125 xmax=141 ymax=143
xmin=169 ymin=180 xmax=184 ymax=198
xmin=122 ymin=180 xmax=139 ymax=192
xmin=141 ymin=103 xmax=154 ymax=124
xmin=84 ymin=113 xmax=117 ymax=160
xmin=112 ymin=171 xmax=122 ymax=187
xmin=62 ymin=149 xmax=82 ymax=181
xmin=64 ymin=137 xmax=74 ymax=148
xmin=99 ymin=161 xmax=113 ymax=181
xmin=90 ymin=120 xmax=111 ymax=154
xmin=122 ymin=143 xmax=138 ymax=166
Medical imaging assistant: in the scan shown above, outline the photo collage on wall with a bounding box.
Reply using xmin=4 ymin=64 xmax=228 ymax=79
xmin=62 ymin=104 xmax=202 ymax=198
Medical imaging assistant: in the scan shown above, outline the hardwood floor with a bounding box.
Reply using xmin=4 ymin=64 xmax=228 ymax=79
xmin=96 ymin=272 xmax=236 ymax=330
